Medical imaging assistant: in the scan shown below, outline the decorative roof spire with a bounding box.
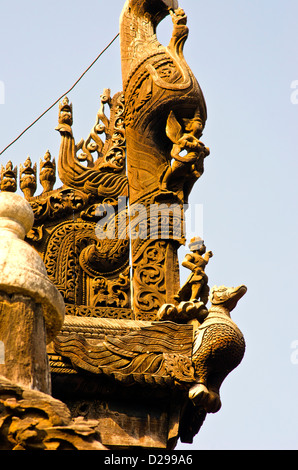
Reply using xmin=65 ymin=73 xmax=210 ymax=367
xmin=40 ymin=150 xmax=56 ymax=193
xmin=0 ymin=161 xmax=17 ymax=192
xmin=56 ymin=96 xmax=73 ymax=135
xmin=20 ymin=156 xmax=37 ymax=199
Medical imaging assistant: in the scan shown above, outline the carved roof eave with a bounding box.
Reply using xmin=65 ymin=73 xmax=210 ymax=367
xmin=48 ymin=316 xmax=196 ymax=390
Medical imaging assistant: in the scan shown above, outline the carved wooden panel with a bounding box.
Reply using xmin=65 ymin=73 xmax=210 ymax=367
xmin=8 ymin=91 xmax=132 ymax=322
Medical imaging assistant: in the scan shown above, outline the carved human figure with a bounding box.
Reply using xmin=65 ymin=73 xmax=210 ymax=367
xmin=174 ymin=237 xmax=213 ymax=304
xmin=163 ymin=111 xmax=210 ymax=200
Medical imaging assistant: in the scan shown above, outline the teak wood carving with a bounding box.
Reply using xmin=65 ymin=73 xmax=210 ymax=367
xmin=0 ymin=0 xmax=247 ymax=450
xmin=120 ymin=1 xmax=209 ymax=319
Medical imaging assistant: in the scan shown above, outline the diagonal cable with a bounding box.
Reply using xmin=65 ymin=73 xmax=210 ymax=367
xmin=0 ymin=33 xmax=120 ymax=157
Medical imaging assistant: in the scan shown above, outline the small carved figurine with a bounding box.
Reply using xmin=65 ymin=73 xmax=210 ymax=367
xmin=174 ymin=236 xmax=213 ymax=305
xmin=163 ymin=110 xmax=210 ymax=198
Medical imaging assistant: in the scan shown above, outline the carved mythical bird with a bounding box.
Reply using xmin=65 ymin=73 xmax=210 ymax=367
xmin=189 ymin=285 xmax=247 ymax=413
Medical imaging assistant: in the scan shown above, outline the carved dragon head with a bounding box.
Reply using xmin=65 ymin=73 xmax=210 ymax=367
xmin=209 ymin=285 xmax=247 ymax=312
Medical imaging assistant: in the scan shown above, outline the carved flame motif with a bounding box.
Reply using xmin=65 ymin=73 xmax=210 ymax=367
xmin=56 ymin=93 xmax=128 ymax=198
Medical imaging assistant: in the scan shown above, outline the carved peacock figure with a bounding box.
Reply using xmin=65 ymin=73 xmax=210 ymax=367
xmin=189 ymin=285 xmax=247 ymax=413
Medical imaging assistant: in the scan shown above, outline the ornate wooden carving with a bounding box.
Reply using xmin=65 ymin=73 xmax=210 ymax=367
xmin=48 ymin=315 xmax=198 ymax=447
xmin=0 ymin=161 xmax=17 ymax=192
xmin=56 ymin=93 xmax=127 ymax=196
xmin=120 ymin=1 xmax=210 ymax=318
xmin=20 ymin=156 xmax=37 ymax=199
xmin=2 ymin=91 xmax=131 ymax=323
xmin=0 ymin=375 xmax=105 ymax=450
xmin=51 ymin=318 xmax=195 ymax=387
xmin=0 ymin=0 xmax=247 ymax=450
xmin=189 ymin=285 xmax=246 ymax=413
xmin=40 ymin=150 xmax=56 ymax=193
xmin=174 ymin=236 xmax=213 ymax=305
xmin=1 ymin=3 xmax=210 ymax=324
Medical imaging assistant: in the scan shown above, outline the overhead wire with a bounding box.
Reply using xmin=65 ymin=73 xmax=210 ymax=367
xmin=0 ymin=32 xmax=120 ymax=157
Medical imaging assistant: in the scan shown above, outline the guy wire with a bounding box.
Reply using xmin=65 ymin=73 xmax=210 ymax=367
xmin=0 ymin=33 xmax=120 ymax=156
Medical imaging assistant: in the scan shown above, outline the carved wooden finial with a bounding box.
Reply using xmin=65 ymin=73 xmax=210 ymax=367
xmin=0 ymin=161 xmax=17 ymax=193
xmin=40 ymin=150 xmax=56 ymax=193
xmin=57 ymin=96 xmax=73 ymax=132
xmin=20 ymin=156 xmax=37 ymax=199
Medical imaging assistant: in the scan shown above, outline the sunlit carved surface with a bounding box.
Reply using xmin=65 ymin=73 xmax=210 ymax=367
xmin=0 ymin=0 xmax=246 ymax=450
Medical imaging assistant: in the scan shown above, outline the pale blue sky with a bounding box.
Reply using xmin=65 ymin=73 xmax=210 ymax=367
xmin=1 ymin=0 xmax=298 ymax=450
